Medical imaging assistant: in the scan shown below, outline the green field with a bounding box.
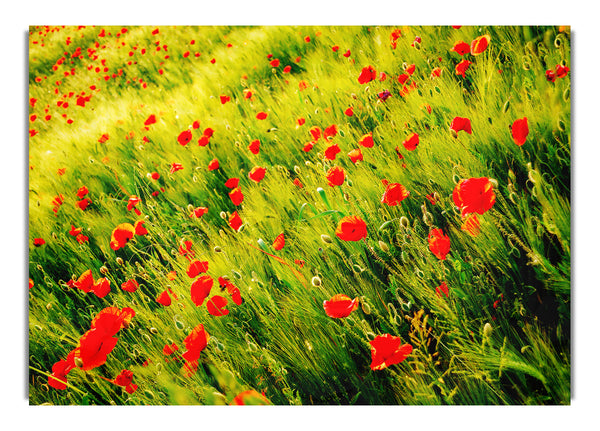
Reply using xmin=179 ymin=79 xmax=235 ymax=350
xmin=28 ymin=25 xmax=571 ymax=406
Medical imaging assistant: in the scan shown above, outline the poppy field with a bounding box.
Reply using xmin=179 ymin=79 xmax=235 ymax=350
xmin=28 ymin=25 xmax=571 ymax=406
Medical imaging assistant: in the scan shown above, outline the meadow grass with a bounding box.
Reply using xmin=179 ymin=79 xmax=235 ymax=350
xmin=28 ymin=25 xmax=570 ymax=405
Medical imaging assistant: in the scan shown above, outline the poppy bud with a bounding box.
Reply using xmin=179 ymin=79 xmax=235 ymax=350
xmin=352 ymin=264 xmax=363 ymax=273
xmin=321 ymin=234 xmax=332 ymax=244
xmin=311 ymin=276 xmax=322 ymax=287
xmin=293 ymin=165 xmax=301 ymax=174
xmin=149 ymin=327 xmax=158 ymax=335
xmin=100 ymin=265 xmax=109 ymax=275
xmin=116 ymin=257 xmax=124 ymax=266
xmin=378 ymin=240 xmax=389 ymax=253
xmin=74 ymin=356 xmax=84 ymax=368
xmin=400 ymin=216 xmax=410 ymax=229
xmin=423 ymin=212 xmax=433 ymax=226
xmin=361 ymin=300 xmax=371 ymax=315
xmin=219 ymin=211 xmax=227 ymax=220
xmin=483 ymin=323 xmax=493 ymax=338
xmin=213 ymin=246 xmax=222 ymax=253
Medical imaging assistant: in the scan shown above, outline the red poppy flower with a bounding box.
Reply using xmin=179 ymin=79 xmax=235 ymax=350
xmin=369 ymin=334 xmax=413 ymax=371
xmin=282 ymin=65 xmax=291 ymax=73
xmin=225 ymin=178 xmax=240 ymax=188
xmin=358 ymin=133 xmax=374 ymax=148
xmin=335 ymin=215 xmax=367 ymax=242
xmin=231 ymin=390 xmax=272 ymax=405
xmin=134 ymin=220 xmax=148 ymax=236
xmin=110 ymin=223 xmax=135 ymax=250
xmin=229 ymin=187 xmax=244 ymax=206
xmin=406 ymin=64 xmax=416 ymax=75
xmin=470 ymin=35 xmax=490 ymax=56
xmin=461 ymin=214 xmax=481 ymax=237
xmin=269 ymin=58 xmax=280 ymax=67
xmin=358 ymin=65 xmax=377 ymax=84
xmin=389 ymin=28 xmax=402 ymax=49
xmin=397 ymin=73 xmax=410 ymax=85
xmin=303 ymin=142 xmax=314 ymax=152
xmin=73 ymin=328 xmax=118 ymax=371
xmin=348 ymin=148 xmax=363 ymax=164
xmin=92 ymin=278 xmax=110 ymax=298
xmin=156 ymin=290 xmax=172 ymax=306
xmin=435 ymin=282 xmax=449 ymax=298
xmin=402 ymin=133 xmax=419 ymax=151
xmin=177 ymin=129 xmax=192 ymax=146
xmin=218 ymin=277 xmax=243 ymax=305
xmin=207 ymin=159 xmax=219 ymax=171
xmin=248 ymin=139 xmax=260 ymax=155
xmin=299 ymin=80 xmax=309 ymax=91
xmin=150 ymin=172 xmax=160 ymax=180
xmin=114 ymin=369 xmax=138 ymax=394
xmin=293 ymin=178 xmax=303 ymax=188
xmin=343 ymin=49 xmax=351 ymax=57
xmin=324 ymin=143 xmax=341 ymax=161
xmin=77 ymin=198 xmax=91 ymax=210
xmin=511 ymin=117 xmax=529 ymax=146
xmin=323 ymin=294 xmax=359 ymax=318
xmin=344 ymin=106 xmax=354 ymax=116
xmin=98 ymin=133 xmax=109 ymax=143
xmin=33 ymin=238 xmax=46 ymax=247
xmin=326 ymin=166 xmax=345 ymax=187
xmin=179 ymin=240 xmax=194 ymax=257
xmin=309 ymin=126 xmax=321 ymax=141
xmin=450 ymin=41 xmax=470 ymax=56
xmin=323 ymin=124 xmax=338 ymax=140
xmin=121 ymin=279 xmax=139 ymax=292
xmin=428 ymin=228 xmax=451 ymax=260
xmin=90 ymin=307 xmax=135 ymax=337
xmin=76 ymin=186 xmax=89 ymax=198
xmin=72 ymin=269 xmax=94 ymax=292
xmin=455 ymin=59 xmax=472 ymax=78
xmin=187 ymin=260 xmax=209 ymax=278
xmin=248 ymin=166 xmax=266 ymax=183
xmin=555 ymin=64 xmax=570 ymax=78
xmin=191 ymin=275 xmax=213 ymax=306
xmin=29 ymin=278 xmax=34 ymax=290
xmin=430 ymin=67 xmax=442 ymax=79
xmin=256 ymin=111 xmax=268 ymax=120
xmin=229 ymin=211 xmax=243 ymax=231
xmin=272 ymin=233 xmax=285 ymax=250
xmin=381 ymin=183 xmax=410 ymax=206
xmin=190 ymin=206 xmax=208 ymax=218
xmin=144 ymin=114 xmax=157 ymax=126
xmin=452 ymin=177 xmax=496 ymax=216
xmin=48 ymin=354 xmax=75 ymax=390
xmin=74 ymin=233 xmax=88 ymax=244
xmin=297 ymin=117 xmax=306 ymax=126
xmin=545 ymin=69 xmax=556 ymax=82
xmin=163 ymin=342 xmax=179 ymax=356
xmin=170 ymin=162 xmax=184 ymax=173
xmin=207 ymin=295 xmax=229 ymax=316
xmin=197 ymin=135 xmax=210 ymax=146
xmin=182 ymin=324 xmax=209 ymax=362
xmin=219 ymin=94 xmax=230 ymax=104
xmin=450 ymin=117 xmax=472 ymax=135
